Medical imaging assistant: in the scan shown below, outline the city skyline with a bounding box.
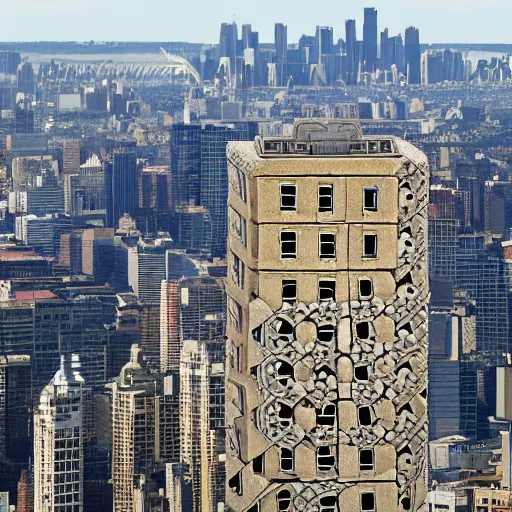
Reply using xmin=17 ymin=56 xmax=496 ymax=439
xmin=1 ymin=0 xmax=511 ymax=44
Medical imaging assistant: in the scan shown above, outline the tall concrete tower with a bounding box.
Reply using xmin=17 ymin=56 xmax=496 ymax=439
xmin=226 ymin=119 xmax=429 ymax=512
xmin=34 ymin=354 xmax=85 ymax=512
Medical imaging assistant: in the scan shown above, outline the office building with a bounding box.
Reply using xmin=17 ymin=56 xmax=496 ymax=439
xmin=226 ymin=119 xmax=429 ymax=511
xmin=63 ymin=139 xmax=81 ymax=175
xmin=275 ymin=23 xmax=288 ymax=86
xmin=405 ymin=27 xmax=421 ymax=84
xmin=139 ymin=166 xmax=172 ymax=211
xmin=109 ymin=345 xmax=179 ymax=512
xmin=16 ymin=62 xmax=35 ymax=96
xmin=345 ymin=19 xmax=358 ymax=85
xmin=105 ymin=151 xmax=138 ymax=229
xmin=363 ymin=8 xmax=378 ymax=73
xmin=34 ymin=354 xmax=86 ymax=512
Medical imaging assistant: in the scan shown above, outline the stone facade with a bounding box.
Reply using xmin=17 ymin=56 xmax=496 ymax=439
xmin=226 ymin=120 xmax=429 ymax=512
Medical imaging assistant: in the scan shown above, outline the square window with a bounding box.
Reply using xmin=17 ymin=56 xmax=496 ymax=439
xmin=318 ymin=185 xmax=333 ymax=213
xmin=317 ymin=446 xmax=336 ymax=471
xmin=281 ymin=231 xmax=297 ymax=259
xmin=280 ymin=447 xmax=294 ymax=472
xmin=354 ymin=364 xmax=370 ymax=382
xmin=359 ymin=448 xmax=374 ymax=471
xmin=282 ymin=280 xmax=297 ymax=304
xmin=319 ymin=233 xmax=336 ymax=259
xmin=358 ymin=278 xmax=373 ymax=299
xmin=360 ymin=492 xmax=376 ymax=512
xmin=317 ymin=404 xmax=336 ymax=427
xmin=356 ymin=322 xmax=370 ymax=339
xmin=363 ymin=188 xmax=378 ymax=211
xmin=319 ymin=280 xmax=336 ymax=302
xmin=280 ymin=183 xmax=297 ymax=211
xmin=358 ymin=406 xmax=372 ymax=426
xmin=363 ymin=234 xmax=377 ymax=258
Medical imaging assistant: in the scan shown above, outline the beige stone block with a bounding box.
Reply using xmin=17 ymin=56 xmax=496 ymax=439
xmin=338 ymin=401 xmax=357 ymax=431
xmin=296 ymin=321 xmax=317 ymax=345
xmin=349 ymin=271 xmax=396 ymax=302
xmin=338 ymin=444 xmax=360 ymax=479
xmin=295 ymin=403 xmax=317 ymax=433
xmin=374 ymin=315 xmax=395 ymax=344
xmin=337 ymin=318 xmax=352 ymax=353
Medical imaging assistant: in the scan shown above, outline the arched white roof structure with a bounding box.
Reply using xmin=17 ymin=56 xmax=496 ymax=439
xmin=160 ymin=48 xmax=201 ymax=84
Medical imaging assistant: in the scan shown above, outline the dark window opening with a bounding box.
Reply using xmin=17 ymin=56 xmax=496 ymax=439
xmin=276 ymin=361 xmax=294 ymax=386
xmin=363 ymin=234 xmax=377 ymax=258
xmin=363 ymin=188 xmax=378 ymax=211
xmin=317 ymin=446 xmax=335 ymax=471
xmin=282 ymin=279 xmax=297 ymax=304
xmin=319 ymin=280 xmax=336 ymax=301
xmin=319 ymin=233 xmax=336 ymax=259
xmin=354 ymin=364 xmax=370 ymax=382
xmin=359 ymin=448 xmax=374 ymax=471
xmin=281 ymin=231 xmax=297 ymax=259
xmin=229 ymin=472 xmax=242 ymax=495
xmin=358 ymin=278 xmax=373 ymax=299
xmin=280 ymin=447 xmax=294 ymax=472
xmin=280 ymin=184 xmax=297 ymax=211
xmin=318 ymin=185 xmax=334 ymax=213
xmin=361 ymin=492 xmax=375 ymax=511
xmin=356 ymin=322 xmax=370 ymax=339
xmin=320 ymin=495 xmax=337 ymax=512
xmin=317 ymin=324 xmax=335 ymax=343
xmin=401 ymin=497 xmax=411 ymax=511
xmin=358 ymin=406 xmax=372 ymax=426
xmin=317 ymin=404 xmax=336 ymax=427
xmin=278 ymin=403 xmax=293 ymax=427
xmin=276 ymin=319 xmax=293 ymax=335
xmin=253 ymin=454 xmax=264 ymax=474
xmin=277 ymin=490 xmax=292 ymax=512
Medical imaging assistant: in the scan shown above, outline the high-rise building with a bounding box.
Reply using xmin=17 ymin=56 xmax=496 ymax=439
xmin=363 ymin=8 xmax=378 ymax=73
xmin=109 ymin=345 xmax=179 ymax=512
xmin=180 ymin=339 xmax=226 ymax=512
xmin=171 ymin=123 xmax=256 ymax=257
xmin=226 ymin=119 xmax=429 ymax=511
xmin=63 ymin=139 xmax=81 ymax=175
xmin=345 ymin=19 xmax=358 ymax=85
xmin=139 ymin=166 xmax=172 ymax=211
xmin=275 ymin=23 xmax=288 ymax=87
xmin=220 ymin=22 xmax=238 ymax=74
xmin=16 ymin=62 xmax=35 ymax=96
xmin=105 ymin=150 xmax=138 ymax=228
xmin=405 ymin=27 xmax=421 ymax=84
xmin=34 ymin=354 xmax=86 ymax=512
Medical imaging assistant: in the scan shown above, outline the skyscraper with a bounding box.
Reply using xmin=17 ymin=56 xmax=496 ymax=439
xmin=219 ymin=22 xmax=238 ymax=74
xmin=275 ymin=23 xmax=288 ymax=87
xmin=34 ymin=354 xmax=86 ymax=512
xmin=345 ymin=19 xmax=358 ymax=85
xmin=63 ymin=139 xmax=81 ymax=175
xmin=226 ymin=119 xmax=429 ymax=511
xmin=105 ymin=150 xmax=138 ymax=229
xmin=363 ymin=8 xmax=378 ymax=73
xmin=109 ymin=345 xmax=179 ymax=512
xmin=405 ymin=26 xmax=421 ymax=84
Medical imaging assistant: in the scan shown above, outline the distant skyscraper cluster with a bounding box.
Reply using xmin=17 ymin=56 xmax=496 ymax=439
xmin=201 ymin=10 xmax=424 ymax=87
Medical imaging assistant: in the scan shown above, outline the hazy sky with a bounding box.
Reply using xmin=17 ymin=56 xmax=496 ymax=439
xmin=3 ymin=0 xmax=510 ymax=44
